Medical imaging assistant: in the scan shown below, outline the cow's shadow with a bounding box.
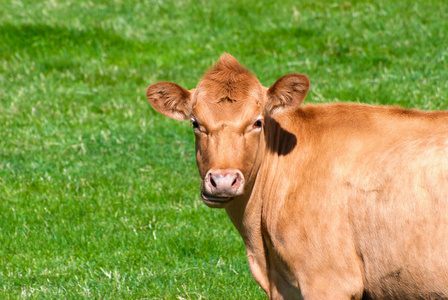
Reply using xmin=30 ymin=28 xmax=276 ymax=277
xmin=264 ymin=117 xmax=297 ymax=156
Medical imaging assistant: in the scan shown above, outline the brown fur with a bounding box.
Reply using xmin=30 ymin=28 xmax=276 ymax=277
xmin=146 ymin=54 xmax=448 ymax=299
xmin=198 ymin=54 xmax=262 ymax=105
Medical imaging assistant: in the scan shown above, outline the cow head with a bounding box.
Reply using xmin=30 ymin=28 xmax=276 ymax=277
xmin=146 ymin=54 xmax=309 ymax=208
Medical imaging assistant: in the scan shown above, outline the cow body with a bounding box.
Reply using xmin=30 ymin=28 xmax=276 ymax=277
xmin=146 ymin=54 xmax=448 ymax=299
xmin=242 ymin=104 xmax=448 ymax=299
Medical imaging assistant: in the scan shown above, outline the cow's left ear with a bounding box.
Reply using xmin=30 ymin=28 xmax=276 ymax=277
xmin=146 ymin=82 xmax=194 ymax=121
xmin=266 ymin=73 xmax=310 ymax=115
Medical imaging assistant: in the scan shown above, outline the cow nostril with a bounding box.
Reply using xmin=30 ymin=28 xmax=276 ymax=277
xmin=231 ymin=173 xmax=240 ymax=187
xmin=210 ymin=176 xmax=217 ymax=188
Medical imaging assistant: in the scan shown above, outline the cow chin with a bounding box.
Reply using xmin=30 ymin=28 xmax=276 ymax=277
xmin=201 ymin=193 xmax=234 ymax=208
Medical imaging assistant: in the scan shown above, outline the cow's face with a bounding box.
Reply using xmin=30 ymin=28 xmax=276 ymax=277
xmin=146 ymin=54 xmax=309 ymax=208
xmin=189 ymin=76 xmax=265 ymax=208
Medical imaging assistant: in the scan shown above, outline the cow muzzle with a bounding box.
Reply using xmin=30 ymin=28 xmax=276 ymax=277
xmin=201 ymin=169 xmax=245 ymax=208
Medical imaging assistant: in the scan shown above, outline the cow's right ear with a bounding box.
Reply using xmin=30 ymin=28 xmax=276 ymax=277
xmin=146 ymin=82 xmax=193 ymax=121
xmin=266 ymin=73 xmax=310 ymax=115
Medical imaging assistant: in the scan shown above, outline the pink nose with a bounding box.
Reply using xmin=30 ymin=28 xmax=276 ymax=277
xmin=203 ymin=169 xmax=244 ymax=198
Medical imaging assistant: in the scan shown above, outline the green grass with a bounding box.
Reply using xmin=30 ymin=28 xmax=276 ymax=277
xmin=0 ymin=0 xmax=447 ymax=298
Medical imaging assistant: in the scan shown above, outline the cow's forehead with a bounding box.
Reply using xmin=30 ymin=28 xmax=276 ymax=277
xmin=191 ymin=54 xmax=265 ymax=127
xmin=196 ymin=78 xmax=262 ymax=102
xmin=192 ymin=84 xmax=263 ymax=128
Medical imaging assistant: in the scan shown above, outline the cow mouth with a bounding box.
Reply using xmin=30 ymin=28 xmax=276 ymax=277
xmin=201 ymin=193 xmax=234 ymax=208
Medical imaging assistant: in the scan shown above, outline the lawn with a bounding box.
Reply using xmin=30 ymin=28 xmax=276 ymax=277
xmin=0 ymin=0 xmax=447 ymax=298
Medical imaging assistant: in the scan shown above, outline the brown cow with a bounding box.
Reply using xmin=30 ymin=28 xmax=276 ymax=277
xmin=146 ymin=54 xmax=448 ymax=299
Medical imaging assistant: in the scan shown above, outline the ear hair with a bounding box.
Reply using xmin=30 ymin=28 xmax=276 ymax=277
xmin=146 ymin=82 xmax=193 ymax=121
xmin=266 ymin=73 xmax=310 ymax=115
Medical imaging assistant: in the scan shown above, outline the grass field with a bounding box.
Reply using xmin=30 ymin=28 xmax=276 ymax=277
xmin=1 ymin=0 xmax=447 ymax=298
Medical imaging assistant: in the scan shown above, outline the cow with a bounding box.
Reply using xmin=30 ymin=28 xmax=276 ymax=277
xmin=145 ymin=54 xmax=448 ymax=299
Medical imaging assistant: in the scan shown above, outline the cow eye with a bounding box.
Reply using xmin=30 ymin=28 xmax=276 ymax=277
xmin=253 ymin=118 xmax=263 ymax=130
xmin=190 ymin=118 xmax=200 ymax=130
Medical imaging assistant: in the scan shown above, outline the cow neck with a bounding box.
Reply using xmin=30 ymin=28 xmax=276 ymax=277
xmin=223 ymin=122 xmax=278 ymax=294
